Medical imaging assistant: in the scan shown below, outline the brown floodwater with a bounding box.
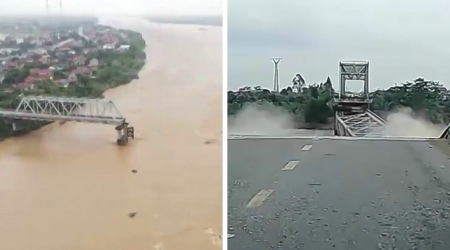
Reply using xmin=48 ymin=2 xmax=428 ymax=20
xmin=0 ymin=17 xmax=223 ymax=250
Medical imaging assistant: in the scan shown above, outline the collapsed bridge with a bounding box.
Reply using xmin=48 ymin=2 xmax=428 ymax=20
xmin=0 ymin=95 xmax=134 ymax=145
xmin=332 ymin=60 xmax=449 ymax=138
xmin=333 ymin=61 xmax=386 ymax=137
xmin=228 ymin=61 xmax=450 ymax=250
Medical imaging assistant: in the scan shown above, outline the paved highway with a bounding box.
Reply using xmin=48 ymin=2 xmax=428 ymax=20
xmin=228 ymin=138 xmax=450 ymax=250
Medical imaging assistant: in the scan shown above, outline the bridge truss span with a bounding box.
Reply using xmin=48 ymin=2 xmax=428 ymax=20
xmin=0 ymin=95 xmax=134 ymax=145
xmin=7 ymin=96 xmax=125 ymax=125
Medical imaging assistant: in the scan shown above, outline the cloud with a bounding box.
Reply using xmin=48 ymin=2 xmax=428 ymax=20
xmin=228 ymin=0 xmax=450 ymax=90
xmin=0 ymin=0 xmax=222 ymax=16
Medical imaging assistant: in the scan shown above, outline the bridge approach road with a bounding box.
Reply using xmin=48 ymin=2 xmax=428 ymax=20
xmin=228 ymin=137 xmax=450 ymax=250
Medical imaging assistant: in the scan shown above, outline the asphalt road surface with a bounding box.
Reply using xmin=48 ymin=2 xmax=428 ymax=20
xmin=228 ymin=138 xmax=450 ymax=250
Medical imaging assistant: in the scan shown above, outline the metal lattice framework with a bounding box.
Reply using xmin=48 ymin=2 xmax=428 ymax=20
xmin=272 ymin=57 xmax=281 ymax=93
xmin=334 ymin=60 xmax=384 ymax=137
xmin=339 ymin=60 xmax=370 ymax=100
xmin=336 ymin=111 xmax=385 ymax=137
xmin=0 ymin=96 xmax=125 ymax=125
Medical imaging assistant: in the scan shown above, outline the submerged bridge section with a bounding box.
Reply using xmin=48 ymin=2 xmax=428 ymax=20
xmin=333 ymin=61 xmax=387 ymax=137
xmin=0 ymin=96 xmax=134 ymax=145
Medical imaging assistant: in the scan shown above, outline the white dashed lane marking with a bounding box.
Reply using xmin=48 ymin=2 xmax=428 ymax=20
xmin=282 ymin=161 xmax=299 ymax=171
xmin=302 ymin=144 xmax=313 ymax=151
xmin=246 ymin=189 xmax=273 ymax=208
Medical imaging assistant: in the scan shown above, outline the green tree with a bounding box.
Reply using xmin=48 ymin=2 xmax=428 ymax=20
xmin=227 ymin=76 xmax=450 ymax=127
xmin=53 ymin=70 xmax=66 ymax=80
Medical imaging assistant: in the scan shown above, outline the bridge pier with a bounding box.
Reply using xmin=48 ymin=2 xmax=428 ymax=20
xmin=115 ymin=122 xmax=134 ymax=146
xmin=116 ymin=123 xmax=129 ymax=145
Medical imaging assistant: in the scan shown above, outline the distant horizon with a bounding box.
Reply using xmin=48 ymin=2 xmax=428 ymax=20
xmin=229 ymin=76 xmax=440 ymax=93
xmin=227 ymin=55 xmax=448 ymax=92
xmin=0 ymin=13 xmax=222 ymax=19
xmin=227 ymin=68 xmax=443 ymax=92
xmin=0 ymin=14 xmax=222 ymax=27
xmin=0 ymin=0 xmax=222 ymax=16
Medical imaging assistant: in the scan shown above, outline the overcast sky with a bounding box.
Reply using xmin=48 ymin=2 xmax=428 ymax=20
xmin=228 ymin=0 xmax=450 ymax=91
xmin=0 ymin=0 xmax=222 ymax=16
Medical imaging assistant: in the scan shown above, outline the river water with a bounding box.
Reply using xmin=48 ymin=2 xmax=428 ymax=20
xmin=0 ymin=17 xmax=223 ymax=250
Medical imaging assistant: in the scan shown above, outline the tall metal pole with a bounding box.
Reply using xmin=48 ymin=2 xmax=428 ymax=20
xmin=272 ymin=57 xmax=281 ymax=92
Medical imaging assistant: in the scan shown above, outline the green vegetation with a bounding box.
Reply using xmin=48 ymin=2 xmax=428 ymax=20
xmin=0 ymin=29 xmax=146 ymax=139
xmin=228 ymin=77 xmax=450 ymax=127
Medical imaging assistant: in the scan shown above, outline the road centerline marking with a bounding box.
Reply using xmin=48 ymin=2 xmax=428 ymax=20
xmin=246 ymin=189 xmax=273 ymax=208
xmin=302 ymin=144 xmax=313 ymax=151
xmin=282 ymin=160 xmax=299 ymax=171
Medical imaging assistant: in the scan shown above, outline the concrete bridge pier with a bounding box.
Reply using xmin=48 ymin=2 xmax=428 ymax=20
xmin=115 ymin=123 xmax=129 ymax=145
xmin=115 ymin=122 xmax=134 ymax=146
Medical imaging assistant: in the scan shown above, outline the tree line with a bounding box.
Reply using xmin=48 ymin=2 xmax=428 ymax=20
xmin=228 ymin=77 xmax=450 ymax=126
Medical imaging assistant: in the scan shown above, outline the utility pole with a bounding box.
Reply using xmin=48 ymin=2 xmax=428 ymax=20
xmin=272 ymin=57 xmax=282 ymax=92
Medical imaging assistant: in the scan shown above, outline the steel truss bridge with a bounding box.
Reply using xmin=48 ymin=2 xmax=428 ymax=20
xmin=331 ymin=61 xmax=386 ymax=137
xmin=0 ymin=96 xmax=125 ymax=125
xmin=0 ymin=95 xmax=133 ymax=145
xmin=333 ymin=60 xmax=450 ymax=139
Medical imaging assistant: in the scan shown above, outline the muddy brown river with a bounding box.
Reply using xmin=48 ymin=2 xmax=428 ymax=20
xmin=0 ymin=17 xmax=222 ymax=250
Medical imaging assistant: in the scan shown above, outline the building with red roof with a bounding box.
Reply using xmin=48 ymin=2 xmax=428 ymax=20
xmin=71 ymin=66 xmax=92 ymax=76
xmin=72 ymin=55 xmax=86 ymax=66
xmin=30 ymin=68 xmax=53 ymax=78
xmin=16 ymin=81 xmax=34 ymax=90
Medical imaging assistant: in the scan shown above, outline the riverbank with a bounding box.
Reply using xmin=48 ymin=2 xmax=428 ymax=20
xmin=0 ymin=17 xmax=222 ymax=250
xmin=0 ymin=25 xmax=146 ymax=140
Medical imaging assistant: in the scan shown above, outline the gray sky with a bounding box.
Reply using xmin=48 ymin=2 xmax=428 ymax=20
xmin=0 ymin=0 xmax=222 ymax=16
xmin=228 ymin=0 xmax=450 ymax=91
